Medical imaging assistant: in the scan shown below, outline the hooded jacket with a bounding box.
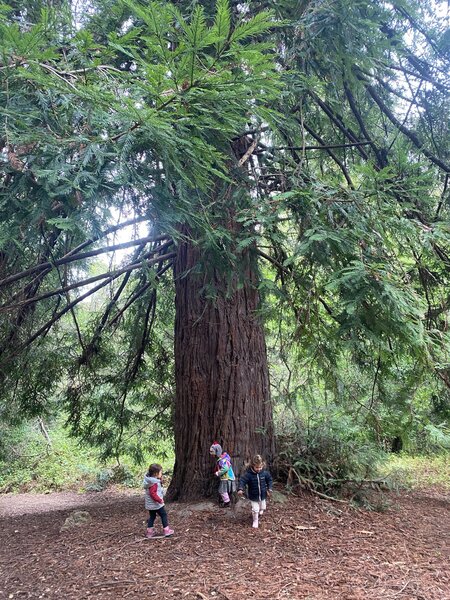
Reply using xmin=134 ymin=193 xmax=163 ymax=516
xmin=143 ymin=475 xmax=165 ymax=510
xmin=238 ymin=467 xmax=273 ymax=501
xmin=215 ymin=452 xmax=236 ymax=481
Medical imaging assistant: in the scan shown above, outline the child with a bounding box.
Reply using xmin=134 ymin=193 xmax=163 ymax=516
xmin=209 ymin=442 xmax=236 ymax=507
xmin=237 ymin=454 xmax=273 ymax=528
xmin=143 ymin=463 xmax=174 ymax=538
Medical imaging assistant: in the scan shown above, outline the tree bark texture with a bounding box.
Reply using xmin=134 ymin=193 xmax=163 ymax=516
xmin=167 ymin=230 xmax=274 ymax=501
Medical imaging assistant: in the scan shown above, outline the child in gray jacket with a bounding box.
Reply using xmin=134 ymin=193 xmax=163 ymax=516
xmin=143 ymin=463 xmax=174 ymax=538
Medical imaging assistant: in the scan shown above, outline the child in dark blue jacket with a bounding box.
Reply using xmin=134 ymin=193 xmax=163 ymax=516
xmin=237 ymin=454 xmax=273 ymax=528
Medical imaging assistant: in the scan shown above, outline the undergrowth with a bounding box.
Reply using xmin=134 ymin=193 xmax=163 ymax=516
xmin=273 ymin=413 xmax=450 ymax=510
xmin=0 ymin=418 xmax=174 ymax=493
xmin=1 ymin=417 xmax=448 ymax=496
xmin=382 ymin=454 xmax=450 ymax=489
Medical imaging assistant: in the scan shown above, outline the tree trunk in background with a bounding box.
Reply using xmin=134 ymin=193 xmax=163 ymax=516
xmin=167 ymin=230 xmax=274 ymax=501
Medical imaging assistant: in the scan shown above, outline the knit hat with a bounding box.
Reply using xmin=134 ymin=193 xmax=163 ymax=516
xmin=209 ymin=442 xmax=222 ymax=457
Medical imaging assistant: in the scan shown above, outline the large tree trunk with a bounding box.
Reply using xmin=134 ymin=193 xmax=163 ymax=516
xmin=167 ymin=228 xmax=274 ymax=501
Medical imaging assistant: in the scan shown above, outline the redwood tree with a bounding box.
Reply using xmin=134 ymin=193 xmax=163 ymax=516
xmin=0 ymin=0 xmax=279 ymax=498
xmin=170 ymin=216 xmax=274 ymax=498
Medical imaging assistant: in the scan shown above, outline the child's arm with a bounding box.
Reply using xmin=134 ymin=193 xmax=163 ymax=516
xmin=265 ymin=471 xmax=273 ymax=494
xmin=149 ymin=483 xmax=164 ymax=504
xmin=215 ymin=458 xmax=230 ymax=477
xmin=237 ymin=472 xmax=249 ymax=495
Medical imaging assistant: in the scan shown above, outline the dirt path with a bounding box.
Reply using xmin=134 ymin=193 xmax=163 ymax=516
xmin=0 ymin=489 xmax=140 ymax=517
xmin=0 ymin=487 xmax=448 ymax=599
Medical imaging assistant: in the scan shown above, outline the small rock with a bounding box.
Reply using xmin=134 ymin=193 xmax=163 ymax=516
xmin=271 ymin=490 xmax=288 ymax=503
xmin=61 ymin=510 xmax=92 ymax=531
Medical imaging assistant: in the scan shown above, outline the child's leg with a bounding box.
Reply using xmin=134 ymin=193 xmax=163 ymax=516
xmin=259 ymin=499 xmax=267 ymax=516
xmin=146 ymin=510 xmax=157 ymax=537
xmin=250 ymin=500 xmax=260 ymax=528
xmin=158 ymin=506 xmax=174 ymax=536
xmin=157 ymin=506 xmax=169 ymax=528
xmin=220 ymin=491 xmax=230 ymax=503
xmin=147 ymin=510 xmax=157 ymax=528
xmin=218 ymin=480 xmax=230 ymax=505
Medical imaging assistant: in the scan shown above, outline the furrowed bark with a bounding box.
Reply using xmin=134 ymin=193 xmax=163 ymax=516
xmin=168 ymin=227 xmax=274 ymax=500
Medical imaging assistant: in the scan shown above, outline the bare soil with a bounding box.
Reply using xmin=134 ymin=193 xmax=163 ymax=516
xmin=0 ymin=486 xmax=448 ymax=600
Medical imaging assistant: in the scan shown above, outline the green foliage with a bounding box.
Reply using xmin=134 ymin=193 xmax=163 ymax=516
xmin=0 ymin=416 xmax=174 ymax=492
xmin=275 ymin=404 xmax=387 ymax=498
xmin=383 ymin=453 xmax=450 ymax=489
xmin=0 ymin=418 xmax=99 ymax=492
xmin=0 ymin=0 xmax=281 ymax=457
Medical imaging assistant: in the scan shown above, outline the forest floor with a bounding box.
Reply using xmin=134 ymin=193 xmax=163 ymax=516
xmin=0 ymin=485 xmax=448 ymax=600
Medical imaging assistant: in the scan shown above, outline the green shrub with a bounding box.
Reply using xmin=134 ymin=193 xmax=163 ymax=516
xmin=0 ymin=418 xmax=103 ymax=492
xmin=274 ymin=410 xmax=387 ymax=501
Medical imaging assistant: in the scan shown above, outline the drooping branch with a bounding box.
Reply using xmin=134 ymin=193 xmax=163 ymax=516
xmin=0 ymin=233 xmax=168 ymax=289
xmin=76 ymin=241 xmax=153 ymax=366
xmin=301 ymin=122 xmax=354 ymax=188
xmin=435 ymin=174 xmax=449 ymax=219
xmin=0 ymin=216 xmax=152 ymax=317
xmin=0 ymin=229 xmax=63 ymax=357
xmin=42 ymin=227 xmax=85 ymax=352
xmin=0 ymin=247 xmax=176 ymax=312
xmin=3 ymin=252 xmax=175 ymax=363
xmin=108 ymin=261 xmax=173 ymax=328
xmin=257 ymin=249 xmax=286 ymax=272
xmin=379 ymin=20 xmax=449 ymax=90
xmin=343 ymin=83 xmax=388 ymax=169
xmin=307 ymin=93 xmax=369 ymax=160
xmin=78 ymin=243 xmax=174 ymax=366
xmin=3 ymin=273 xmax=124 ymax=363
xmin=257 ymin=249 xmax=341 ymax=323
xmin=393 ymin=5 xmax=443 ymax=57
xmin=127 ymin=287 xmax=157 ymax=381
xmin=382 ymin=61 xmax=449 ymax=94
xmin=62 ymin=216 xmax=150 ymax=258
xmin=119 ymin=401 xmax=173 ymax=445
xmin=364 ymin=83 xmax=450 ymax=173
xmin=259 ymin=141 xmax=373 ymax=152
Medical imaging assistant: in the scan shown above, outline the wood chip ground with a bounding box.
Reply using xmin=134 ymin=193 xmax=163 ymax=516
xmin=0 ymin=486 xmax=448 ymax=599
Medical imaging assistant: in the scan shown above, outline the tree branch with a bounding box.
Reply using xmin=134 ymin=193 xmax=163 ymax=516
xmin=364 ymin=83 xmax=450 ymax=173
xmin=307 ymin=93 xmax=369 ymax=160
xmin=0 ymin=233 xmax=168 ymax=289
xmin=302 ymin=122 xmax=354 ymax=188
xmin=0 ymin=249 xmax=176 ymax=312
xmin=108 ymin=261 xmax=173 ymax=328
xmin=344 ymin=83 xmax=388 ymax=168
xmin=260 ymin=141 xmax=373 ymax=152
xmin=76 ymin=241 xmax=153 ymax=366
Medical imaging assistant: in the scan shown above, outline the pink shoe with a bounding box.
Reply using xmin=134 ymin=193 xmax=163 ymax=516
xmin=146 ymin=527 xmax=156 ymax=538
xmin=163 ymin=526 xmax=174 ymax=537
